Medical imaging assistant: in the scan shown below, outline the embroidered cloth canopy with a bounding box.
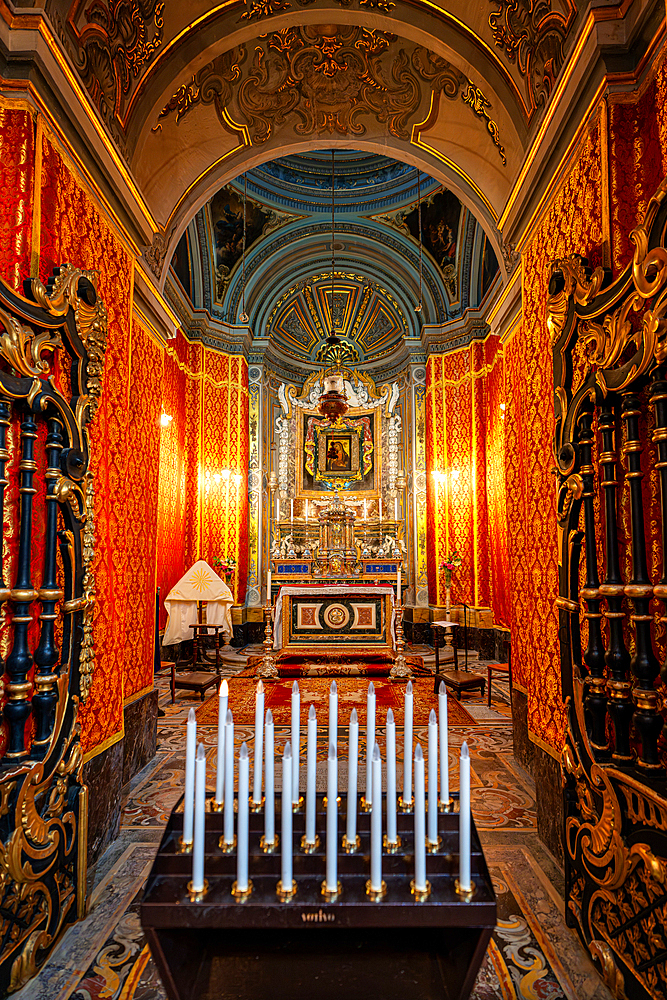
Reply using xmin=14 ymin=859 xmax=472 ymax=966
xmin=163 ymin=560 xmax=233 ymax=646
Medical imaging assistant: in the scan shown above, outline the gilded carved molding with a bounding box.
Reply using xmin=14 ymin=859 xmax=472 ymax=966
xmin=553 ymin=177 xmax=667 ymax=1000
xmin=0 ymin=262 xmax=108 ymax=993
xmin=63 ymin=0 xmax=165 ymax=135
xmin=153 ymin=27 xmax=506 ymax=158
xmin=488 ymin=0 xmax=576 ymax=112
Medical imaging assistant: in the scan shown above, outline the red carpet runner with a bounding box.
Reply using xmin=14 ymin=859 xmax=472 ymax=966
xmin=195 ymin=675 xmax=476 ymax=727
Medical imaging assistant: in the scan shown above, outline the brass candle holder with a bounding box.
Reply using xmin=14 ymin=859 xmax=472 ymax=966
xmin=398 ymin=796 xmax=414 ymax=813
xmin=260 ymin=834 xmax=279 ymax=853
xmin=439 ymin=798 xmax=455 ymax=813
xmin=321 ymin=880 xmax=343 ymax=902
xmin=426 ymin=836 xmax=443 ymax=854
xmin=365 ymin=879 xmax=387 ymax=901
xmin=232 ymin=879 xmax=254 ymax=901
xmin=300 ymin=834 xmax=320 ymax=853
xmin=455 ymin=879 xmax=477 ymax=901
xmin=292 ymin=795 xmax=305 ymax=812
xmin=187 ymin=879 xmax=209 ymax=902
xmin=341 ymin=833 xmax=361 ymax=853
xmin=219 ymin=834 xmax=237 ymax=853
xmin=210 ymin=800 xmax=223 ymax=813
xmin=359 ymin=796 xmax=372 ymax=813
xmin=276 ymin=879 xmax=298 ymax=901
xmin=383 ymin=834 xmax=402 ymax=854
xmin=410 ymin=878 xmax=432 ymax=902
xmin=249 ymin=796 xmax=265 ymax=813
xmin=177 ymin=836 xmax=193 ymax=854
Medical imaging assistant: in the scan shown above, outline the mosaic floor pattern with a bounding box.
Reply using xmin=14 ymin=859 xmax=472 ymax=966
xmin=13 ymin=663 xmax=611 ymax=1000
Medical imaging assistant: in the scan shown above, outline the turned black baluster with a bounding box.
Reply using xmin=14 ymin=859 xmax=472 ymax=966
xmin=0 ymin=398 xmax=12 ymax=606
xmin=32 ymin=415 xmax=64 ymax=758
xmin=578 ymin=407 xmax=608 ymax=752
xmin=4 ymin=408 xmax=39 ymax=761
xmin=651 ymin=370 xmax=667 ymax=745
xmin=599 ymin=401 xmax=634 ymax=761
xmin=621 ymin=392 xmax=664 ymax=771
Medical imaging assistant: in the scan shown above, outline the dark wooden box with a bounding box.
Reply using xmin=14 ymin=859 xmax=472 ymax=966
xmin=140 ymin=794 xmax=496 ymax=1000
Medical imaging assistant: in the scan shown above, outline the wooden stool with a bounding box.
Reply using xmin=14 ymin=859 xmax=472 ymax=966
xmin=170 ymin=666 xmax=220 ymax=703
xmin=443 ymin=669 xmax=486 ymax=700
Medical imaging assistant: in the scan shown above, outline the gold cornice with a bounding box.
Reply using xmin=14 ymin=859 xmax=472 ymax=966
xmin=500 ymin=8 xmax=665 ymax=239
xmin=486 ymin=265 xmax=521 ymax=328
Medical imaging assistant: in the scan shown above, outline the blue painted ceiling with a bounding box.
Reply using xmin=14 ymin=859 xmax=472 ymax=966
xmin=170 ymin=150 xmax=498 ymax=374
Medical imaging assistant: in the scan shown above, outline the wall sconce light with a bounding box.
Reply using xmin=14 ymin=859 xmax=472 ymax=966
xmin=500 ymin=402 xmax=506 ymax=420
xmin=221 ymin=469 xmax=231 ymax=480
xmin=431 ymin=471 xmax=446 ymax=484
xmin=233 ymin=474 xmax=242 ymax=485
xmin=160 ymin=413 xmax=173 ymax=427
xmin=213 ymin=473 xmax=222 ymax=484
xmin=451 ymin=469 xmax=460 ymax=483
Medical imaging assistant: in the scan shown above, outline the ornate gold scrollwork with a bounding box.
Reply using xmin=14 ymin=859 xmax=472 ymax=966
xmin=0 ymin=262 xmax=107 ymax=992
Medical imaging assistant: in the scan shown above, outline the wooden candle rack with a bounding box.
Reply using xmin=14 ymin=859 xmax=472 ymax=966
xmin=140 ymin=793 xmax=496 ymax=1000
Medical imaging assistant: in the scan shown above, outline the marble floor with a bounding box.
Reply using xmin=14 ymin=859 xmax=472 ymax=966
xmin=13 ymin=657 xmax=612 ymax=1000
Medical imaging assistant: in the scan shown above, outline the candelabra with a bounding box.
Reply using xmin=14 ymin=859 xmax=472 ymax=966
xmin=390 ymin=601 xmax=412 ymax=680
xmin=258 ymin=604 xmax=279 ymax=680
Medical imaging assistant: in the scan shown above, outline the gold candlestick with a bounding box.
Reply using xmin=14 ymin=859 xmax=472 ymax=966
xmin=390 ymin=601 xmax=412 ymax=680
xmin=258 ymin=603 xmax=279 ymax=680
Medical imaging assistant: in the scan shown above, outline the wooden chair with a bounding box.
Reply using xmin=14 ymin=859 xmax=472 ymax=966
xmin=432 ymin=620 xmax=486 ymax=700
xmin=169 ymin=604 xmax=225 ymax=704
xmin=486 ymin=640 xmax=511 ymax=707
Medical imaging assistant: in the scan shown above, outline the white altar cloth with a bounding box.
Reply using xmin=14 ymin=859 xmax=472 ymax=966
xmin=273 ymin=584 xmax=395 ymax=650
xmin=163 ymin=560 xmax=233 ymax=646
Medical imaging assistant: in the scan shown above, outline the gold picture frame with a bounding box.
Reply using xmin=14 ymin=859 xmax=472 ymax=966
xmin=298 ymin=408 xmax=380 ymax=498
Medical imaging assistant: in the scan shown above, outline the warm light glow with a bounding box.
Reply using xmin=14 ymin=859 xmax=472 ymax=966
xmin=160 ymin=413 xmax=173 ymax=427
xmin=432 ymin=471 xmax=446 ymax=484
xmin=221 ymin=469 xmax=231 ymax=480
xmin=233 ymin=474 xmax=242 ymax=485
xmin=451 ymin=469 xmax=460 ymax=483
xmin=213 ymin=473 xmax=222 ymax=484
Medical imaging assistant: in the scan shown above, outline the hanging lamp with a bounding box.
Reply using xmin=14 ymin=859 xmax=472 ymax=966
xmin=318 ymin=149 xmax=348 ymax=422
xmin=240 ymin=172 xmax=249 ymax=324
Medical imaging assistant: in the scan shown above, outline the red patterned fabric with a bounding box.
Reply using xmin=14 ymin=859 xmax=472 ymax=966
xmin=425 ymin=339 xmax=508 ymax=628
xmin=0 ymin=106 xmax=34 ymax=291
xmin=124 ymin=322 xmax=162 ymax=700
xmin=40 ymin=132 xmax=132 ymax=756
xmin=510 ymin=118 xmax=603 ymax=751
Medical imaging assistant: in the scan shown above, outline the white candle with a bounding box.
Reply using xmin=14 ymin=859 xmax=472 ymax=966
xmin=365 ymin=681 xmax=376 ymax=805
xmin=414 ymin=744 xmax=427 ymax=892
xmin=215 ymin=681 xmax=228 ymax=806
xmin=363 ymin=500 xmax=367 ymax=520
xmin=326 ymin=744 xmax=338 ymax=891
xmin=346 ymin=708 xmax=358 ymax=845
xmin=252 ymin=681 xmax=264 ymax=805
xmin=459 ymin=742 xmax=471 ymax=891
xmin=403 ymin=680 xmax=413 ymax=804
xmin=223 ymin=709 xmax=235 ymax=846
xmin=191 ymin=742 xmax=206 ymax=892
xmin=428 ymin=709 xmax=438 ymax=846
xmin=183 ymin=708 xmax=197 ymax=844
xmin=265 ymin=709 xmax=275 ymax=844
xmin=291 ymin=681 xmax=300 ymax=803
xmin=281 ymin=742 xmax=293 ymax=889
xmin=276 ymin=497 xmax=280 ymax=521
xmin=306 ymin=501 xmax=309 ymax=523
xmin=291 ymin=498 xmax=294 ymax=523
xmin=237 ymin=743 xmax=250 ymax=891
xmin=439 ymin=681 xmax=449 ymax=804
xmin=397 ymin=566 xmax=401 ymax=599
xmin=386 ymin=708 xmax=397 ymax=844
xmin=379 ymin=497 xmax=383 ymax=521
xmin=306 ymin=704 xmax=317 ymax=845
xmin=370 ymin=743 xmax=383 ymax=891
xmin=267 ymin=568 xmax=272 ymax=601
xmin=329 ymin=680 xmax=338 ymax=755
xmin=394 ymin=496 xmax=398 ymax=521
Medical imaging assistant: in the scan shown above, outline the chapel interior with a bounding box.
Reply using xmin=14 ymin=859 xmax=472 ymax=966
xmin=0 ymin=1 xmax=665 ymax=999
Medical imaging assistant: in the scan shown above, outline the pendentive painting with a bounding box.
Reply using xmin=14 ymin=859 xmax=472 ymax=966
xmin=209 ymin=185 xmax=271 ymax=298
xmin=404 ymin=189 xmax=462 ymax=272
xmin=300 ymin=412 xmax=377 ymax=494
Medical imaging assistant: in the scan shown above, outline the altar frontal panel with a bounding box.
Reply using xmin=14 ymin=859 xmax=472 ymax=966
xmin=285 ymin=594 xmax=391 ymax=647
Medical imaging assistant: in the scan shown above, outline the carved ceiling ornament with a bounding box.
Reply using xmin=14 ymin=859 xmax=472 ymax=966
xmin=66 ymin=0 xmax=165 ymax=131
xmin=154 ymin=27 xmax=505 ymax=157
xmin=488 ymin=0 xmax=576 ymax=111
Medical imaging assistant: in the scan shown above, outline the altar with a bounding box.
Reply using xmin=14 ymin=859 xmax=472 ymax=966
xmin=274 ymin=584 xmax=395 ymax=651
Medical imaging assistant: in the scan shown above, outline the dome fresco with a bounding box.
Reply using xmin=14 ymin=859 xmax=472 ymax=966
xmin=169 ymin=150 xmax=498 ymax=371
